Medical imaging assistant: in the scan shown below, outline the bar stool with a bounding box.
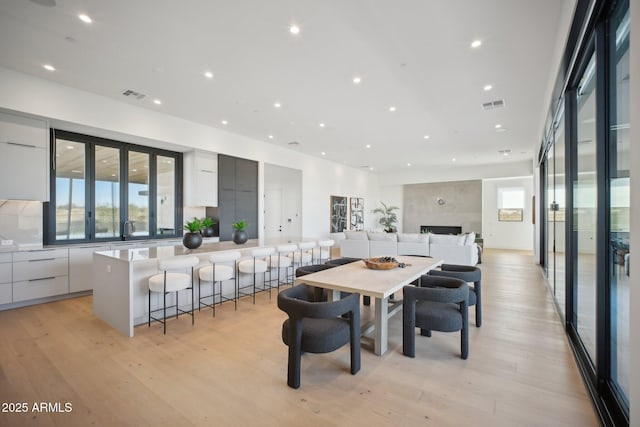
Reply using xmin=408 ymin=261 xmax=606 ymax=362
xmin=428 ymin=264 xmax=482 ymax=327
xmin=238 ymin=247 xmax=275 ymax=303
xmin=148 ymin=255 xmax=199 ymax=334
xmin=313 ymin=239 xmax=335 ymax=263
xmin=198 ymin=251 xmax=241 ymax=316
xmin=268 ymin=244 xmax=296 ymax=293
xmin=291 ymin=241 xmax=314 ymax=268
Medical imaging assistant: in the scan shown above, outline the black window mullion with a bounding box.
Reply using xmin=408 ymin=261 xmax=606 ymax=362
xmin=86 ymin=142 xmax=95 ymax=241
xmin=149 ymin=154 xmax=157 ymax=239
xmin=120 ymin=146 xmax=128 ymax=241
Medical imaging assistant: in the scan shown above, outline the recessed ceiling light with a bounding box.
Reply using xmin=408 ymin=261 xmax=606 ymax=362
xmin=471 ymin=39 xmax=482 ymax=48
xmin=499 ymin=149 xmax=511 ymax=156
xmin=353 ymin=76 xmax=362 ymax=84
xmin=43 ymin=64 xmax=55 ymax=71
xmin=365 ymin=144 xmax=371 ymax=148
xmin=321 ymin=151 xmax=326 ymax=156
xmin=221 ymin=120 xmax=228 ymax=125
xmin=268 ymin=135 xmax=274 ymax=139
xmin=204 ymin=71 xmax=214 ymax=79
xmin=369 ymin=167 xmax=374 ymax=171
xmin=66 ymin=145 xmax=74 ymax=149
xmin=407 ymin=163 xmax=412 ymax=167
xmin=483 ymin=84 xmax=493 ymax=91
xmin=495 ymin=124 xmax=502 ymax=129
xmin=153 ymin=99 xmax=162 ymax=105
xmin=274 ymin=102 xmax=281 ymax=108
xmin=423 ymin=135 xmax=430 ymax=140
xmin=452 ymin=158 xmax=457 ymax=162
xmin=388 ymin=106 xmax=396 ymax=112
xmin=319 ymin=123 xmax=325 ymax=128
xmin=78 ymin=14 xmax=92 ymax=24
xmin=289 ymin=25 xmax=300 ymax=35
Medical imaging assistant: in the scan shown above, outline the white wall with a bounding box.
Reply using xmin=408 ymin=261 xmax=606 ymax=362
xmin=0 ymin=67 xmax=379 ymax=240
xmin=629 ymin=1 xmax=639 ymax=425
xmin=482 ymin=176 xmax=534 ymax=251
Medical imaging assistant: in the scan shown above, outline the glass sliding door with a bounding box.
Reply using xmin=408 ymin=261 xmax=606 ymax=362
xmin=94 ymin=145 xmax=120 ymax=239
xmin=54 ymin=139 xmax=86 ymax=241
xmin=574 ymin=52 xmax=597 ymax=363
xmin=156 ymin=156 xmax=176 ymax=236
xmin=127 ymin=151 xmax=150 ymax=237
xmin=553 ymin=117 xmax=566 ymax=316
xmin=608 ymin=4 xmax=630 ymax=405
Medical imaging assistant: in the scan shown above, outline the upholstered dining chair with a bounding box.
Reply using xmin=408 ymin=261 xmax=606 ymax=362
xmin=428 ymin=264 xmax=482 ymax=327
xmin=277 ymin=284 xmax=361 ymax=389
xmin=295 ymin=263 xmax=336 ymax=302
xmin=403 ymin=275 xmax=469 ymax=359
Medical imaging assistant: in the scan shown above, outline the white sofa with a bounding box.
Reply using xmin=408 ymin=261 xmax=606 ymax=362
xmin=334 ymin=231 xmax=478 ymax=266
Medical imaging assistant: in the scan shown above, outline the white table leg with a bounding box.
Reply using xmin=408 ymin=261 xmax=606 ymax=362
xmin=374 ymin=296 xmax=388 ymax=355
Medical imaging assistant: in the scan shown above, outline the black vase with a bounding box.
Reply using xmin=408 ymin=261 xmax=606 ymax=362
xmin=201 ymin=227 xmax=215 ymax=238
xmin=183 ymin=232 xmax=203 ymax=249
xmin=232 ymin=230 xmax=248 ymax=244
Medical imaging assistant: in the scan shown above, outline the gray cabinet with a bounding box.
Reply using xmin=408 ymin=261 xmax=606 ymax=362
xmin=218 ymin=155 xmax=258 ymax=241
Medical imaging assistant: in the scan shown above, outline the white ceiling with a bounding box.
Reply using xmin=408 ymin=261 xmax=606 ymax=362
xmin=0 ymin=0 xmax=575 ymax=173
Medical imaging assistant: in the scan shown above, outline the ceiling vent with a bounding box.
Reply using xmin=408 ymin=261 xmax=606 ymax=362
xmin=481 ymin=99 xmax=505 ymax=110
xmin=287 ymin=141 xmax=300 ymax=146
xmin=122 ymin=89 xmax=146 ymax=100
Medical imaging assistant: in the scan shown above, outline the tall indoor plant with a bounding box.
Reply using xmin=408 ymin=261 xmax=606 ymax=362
xmin=372 ymin=202 xmax=399 ymax=232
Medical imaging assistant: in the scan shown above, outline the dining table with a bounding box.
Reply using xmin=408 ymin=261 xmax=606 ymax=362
xmin=294 ymin=255 xmax=443 ymax=355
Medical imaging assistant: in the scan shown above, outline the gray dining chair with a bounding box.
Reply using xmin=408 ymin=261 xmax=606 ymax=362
xmin=403 ymin=275 xmax=469 ymax=359
xmin=277 ymin=284 xmax=361 ymax=389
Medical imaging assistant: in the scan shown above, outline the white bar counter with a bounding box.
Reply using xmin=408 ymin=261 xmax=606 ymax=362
xmin=93 ymin=239 xmax=265 ymax=336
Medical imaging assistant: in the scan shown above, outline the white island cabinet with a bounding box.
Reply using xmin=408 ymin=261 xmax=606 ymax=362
xmin=93 ymin=239 xmax=262 ymax=336
xmin=69 ymin=245 xmax=111 ymax=292
xmin=0 ymin=112 xmax=49 ymax=201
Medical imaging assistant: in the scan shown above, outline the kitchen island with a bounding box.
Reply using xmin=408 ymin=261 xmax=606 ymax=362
xmin=93 ymin=239 xmax=266 ymax=336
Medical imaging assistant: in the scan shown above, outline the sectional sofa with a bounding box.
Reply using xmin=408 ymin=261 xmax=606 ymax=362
xmin=330 ymin=231 xmax=479 ymax=266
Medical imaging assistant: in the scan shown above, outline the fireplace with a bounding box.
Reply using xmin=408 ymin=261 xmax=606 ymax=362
xmin=420 ymin=225 xmax=462 ymax=235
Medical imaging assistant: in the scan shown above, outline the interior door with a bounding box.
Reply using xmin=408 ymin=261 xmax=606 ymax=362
xmin=264 ymin=188 xmax=282 ymax=239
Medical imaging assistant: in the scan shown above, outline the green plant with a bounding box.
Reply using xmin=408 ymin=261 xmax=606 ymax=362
xmin=183 ymin=217 xmax=202 ymax=233
xmin=372 ymin=202 xmax=399 ymax=232
xmin=232 ymin=220 xmax=247 ymax=231
xmin=201 ymin=216 xmax=215 ymax=228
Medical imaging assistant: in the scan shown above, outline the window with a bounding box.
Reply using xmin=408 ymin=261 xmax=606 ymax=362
xmin=47 ymin=130 xmax=182 ymax=244
xmin=497 ymin=187 xmax=525 ymax=222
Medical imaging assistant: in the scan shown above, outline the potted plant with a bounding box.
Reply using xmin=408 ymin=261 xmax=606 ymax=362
xmin=231 ymin=220 xmax=248 ymax=244
xmin=183 ymin=217 xmax=203 ymax=249
xmin=200 ymin=216 xmax=216 ymax=238
xmin=372 ymin=202 xmax=399 ymax=233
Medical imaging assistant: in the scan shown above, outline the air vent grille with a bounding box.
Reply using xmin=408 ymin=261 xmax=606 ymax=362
xmin=481 ymin=99 xmax=505 ymax=110
xmin=122 ymin=89 xmax=146 ymax=100
xmin=287 ymin=141 xmax=300 ymax=146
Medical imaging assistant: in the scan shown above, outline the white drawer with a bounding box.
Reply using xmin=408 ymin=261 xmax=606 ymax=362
xmin=0 ymin=253 xmax=11 ymax=263
xmin=13 ymin=248 xmax=68 ymax=262
xmin=13 ymin=276 xmax=69 ymax=302
xmin=0 ymin=283 xmax=11 ymax=304
xmin=13 ymin=257 xmax=68 ymax=282
xmin=0 ymin=263 xmax=11 ymax=284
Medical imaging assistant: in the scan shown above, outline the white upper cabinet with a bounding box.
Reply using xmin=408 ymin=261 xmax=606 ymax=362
xmin=0 ymin=112 xmax=49 ymax=201
xmin=183 ymin=150 xmax=218 ymax=207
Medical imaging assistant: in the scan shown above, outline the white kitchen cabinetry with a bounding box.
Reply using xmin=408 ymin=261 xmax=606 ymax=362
xmin=0 ymin=253 xmax=12 ymax=305
xmin=12 ymin=248 xmax=68 ymax=302
xmin=183 ymin=150 xmax=218 ymax=206
xmin=0 ymin=112 xmax=49 ymax=201
xmin=69 ymin=245 xmax=111 ymax=293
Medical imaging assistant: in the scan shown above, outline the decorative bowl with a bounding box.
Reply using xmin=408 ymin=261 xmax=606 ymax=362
xmin=363 ymin=257 xmax=399 ymax=270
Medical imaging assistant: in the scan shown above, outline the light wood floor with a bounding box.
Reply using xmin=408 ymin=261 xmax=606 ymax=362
xmin=0 ymin=249 xmax=598 ymax=426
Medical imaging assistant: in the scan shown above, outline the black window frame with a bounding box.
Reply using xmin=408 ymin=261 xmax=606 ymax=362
xmin=45 ymin=129 xmax=183 ymax=245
